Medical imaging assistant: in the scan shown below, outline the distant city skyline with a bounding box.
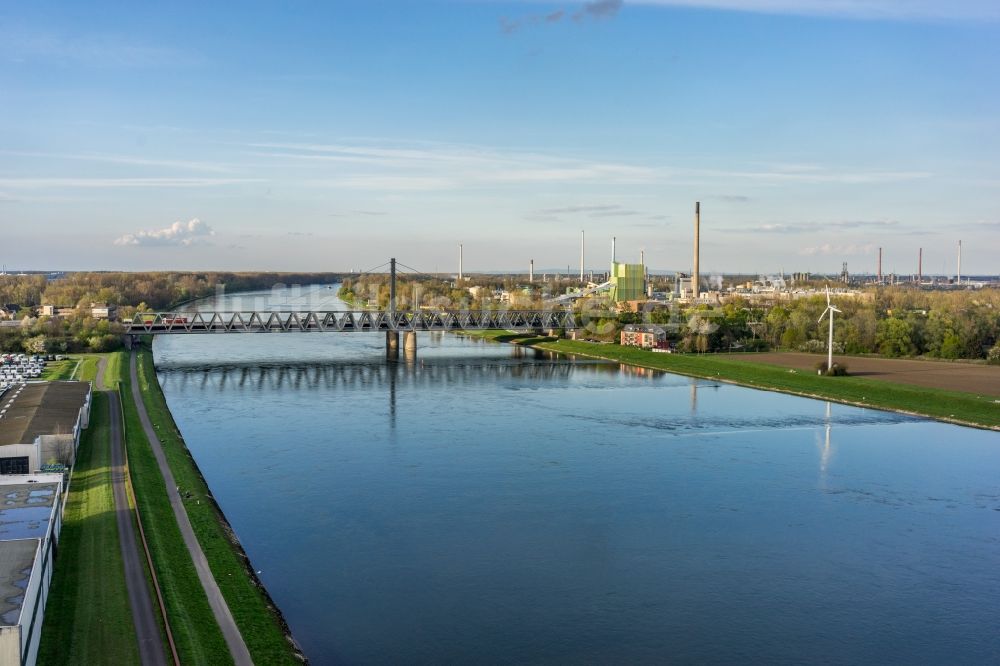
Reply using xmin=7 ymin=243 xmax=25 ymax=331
xmin=2 ymin=1 xmax=998 ymax=274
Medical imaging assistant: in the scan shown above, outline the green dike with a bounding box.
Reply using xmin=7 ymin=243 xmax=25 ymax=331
xmin=37 ymin=391 xmax=141 ymax=666
xmin=471 ymin=332 xmax=1000 ymax=430
xmin=121 ymin=359 xmax=233 ymax=665
xmin=134 ymin=349 xmax=302 ymax=664
xmin=103 ymin=351 xmax=124 ymax=389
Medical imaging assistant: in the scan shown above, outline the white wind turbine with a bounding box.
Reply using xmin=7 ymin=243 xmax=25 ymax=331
xmin=818 ymin=286 xmax=842 ymax=374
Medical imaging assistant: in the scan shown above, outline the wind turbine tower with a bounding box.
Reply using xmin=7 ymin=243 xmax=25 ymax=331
xmin=818 ymin=286 xmax=842 ymax=373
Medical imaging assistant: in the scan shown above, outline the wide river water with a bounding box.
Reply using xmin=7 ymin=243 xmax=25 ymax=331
xmin=154 ymin=287 xmax=1000 ymax=664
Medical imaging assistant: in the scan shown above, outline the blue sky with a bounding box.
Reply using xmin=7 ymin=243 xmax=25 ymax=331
xmin=1 ymin=0 xmax=998 ymax=275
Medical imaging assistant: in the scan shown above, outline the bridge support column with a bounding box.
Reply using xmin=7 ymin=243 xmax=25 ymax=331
xmin=386 ymin=331 xmax=399 ymax=360
xmin=404 ymin=331 xmax=417 ymax=354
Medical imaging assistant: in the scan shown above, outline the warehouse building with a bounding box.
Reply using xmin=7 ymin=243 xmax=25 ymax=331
xmin=0 ymin=382 xmax=92 ymax=474
xmin=0 ymin=474 xmax=64 ymax=666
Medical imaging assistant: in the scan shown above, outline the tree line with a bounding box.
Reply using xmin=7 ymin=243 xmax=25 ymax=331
xmin=0 ymin=271 xmax=339 ymax=353
xmin=341 ymin=274 xmax=1000 ymax=363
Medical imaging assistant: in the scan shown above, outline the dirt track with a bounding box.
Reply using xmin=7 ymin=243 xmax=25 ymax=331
xmin=720 ymin=352 xmax=1000 ymax=398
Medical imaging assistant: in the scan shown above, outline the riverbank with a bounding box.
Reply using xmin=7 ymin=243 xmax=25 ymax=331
xmin=129 ymin=345 xmax=304 ymax=663
xmin=466 ymin=332 xmax=1000 ymax=431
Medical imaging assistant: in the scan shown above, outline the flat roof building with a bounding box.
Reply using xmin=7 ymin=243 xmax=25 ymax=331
xmin=0 ymin=474 xmax=64 ymax=666
xmin=621 ymin=324 xmax=667 ymax=349
xmin=0 ymin=382 xmax=91 ymax=474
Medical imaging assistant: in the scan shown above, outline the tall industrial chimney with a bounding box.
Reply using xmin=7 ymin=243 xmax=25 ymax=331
xmin=692 ymin=202 xmax=700 ymax=299
xmin=957 ymin=240 xmax=962 ymax=285
xmin=580 ymin=230 xmax=585 ymax=282
xmin=459 ymin=243 xmax=463 ymax=283
xmin=612 ymin=236 xmax=616 ymax=264
xmin=878 ymin=247 xmax=883 ymax=284
xmin=918 ymin=248 xmax=922 ymax=284
xmin=529 ymin=259 xmax=534 ymax=283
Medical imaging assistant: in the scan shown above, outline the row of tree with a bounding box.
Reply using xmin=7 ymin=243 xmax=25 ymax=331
xmin=0 ymin=271 xmax=340 ymax=353
xmin=1 ymin=271 xmax=339 ymax=311
xmin=3 ymin=272 xmax=997 ymax=362
xmin=340 ymin=275 xmax=1000 ymax=362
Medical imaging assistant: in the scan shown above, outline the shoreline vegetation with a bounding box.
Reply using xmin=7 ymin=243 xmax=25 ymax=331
xmin=463 ymin=331 xmax=1000 ymax=431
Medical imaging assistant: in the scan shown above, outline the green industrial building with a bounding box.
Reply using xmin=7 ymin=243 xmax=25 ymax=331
xmin=609 ymin=262 xmax=646 ymax=302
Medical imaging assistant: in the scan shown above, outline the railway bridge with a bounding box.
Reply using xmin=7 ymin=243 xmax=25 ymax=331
xmin=125 ymin=259 xmax=577 ymax=359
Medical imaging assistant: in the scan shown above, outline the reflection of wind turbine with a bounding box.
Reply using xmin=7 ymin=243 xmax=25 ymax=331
xmin=818 ymin=286 xmax=842 ymax=373
xmin=818 ymin=401 xmax=834 ymax=486
xmin=821 ymin=402 xmax=832 ymax=473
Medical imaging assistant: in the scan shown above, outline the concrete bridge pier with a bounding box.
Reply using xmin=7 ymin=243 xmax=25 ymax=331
xmin=386 ymin=331 xmax=399 ymax=360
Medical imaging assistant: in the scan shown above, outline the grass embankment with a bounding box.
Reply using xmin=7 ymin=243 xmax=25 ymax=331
xmin=475 ymin=332 xmax=1000 ymax=430
xmin=130 ymin=349 xmax=301 ymax=664
xmin=37 ymin=390 xmax=141 ymax=665
xmin=120 ymin=362 xmax=234 ymax=664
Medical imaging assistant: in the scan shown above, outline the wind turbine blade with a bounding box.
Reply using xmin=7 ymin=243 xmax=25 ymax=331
xmin=831 ymin=306 xmax=842 ymax=313
xmin=818 ymin=310 xmax=828 ymax=323
xmin=826 ymin=285 xmax=831 ymax=306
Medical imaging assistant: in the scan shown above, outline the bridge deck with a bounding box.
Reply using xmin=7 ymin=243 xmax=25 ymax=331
xmin=127 ymin=310 xmax=577 ymax=334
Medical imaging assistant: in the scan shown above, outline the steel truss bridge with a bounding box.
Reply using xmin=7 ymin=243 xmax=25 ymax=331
xmin=126 ymin=308 xmax=576 ymax=335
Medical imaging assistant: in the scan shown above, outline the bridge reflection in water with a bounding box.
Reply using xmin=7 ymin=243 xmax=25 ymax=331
xmin=154 ymin=350 xmax=628 ymax=392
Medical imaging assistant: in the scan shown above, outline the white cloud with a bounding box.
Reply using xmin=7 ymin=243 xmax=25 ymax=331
xmin=799 ymin=243 xmax=876 ymax=256
xmin=114 ymin=218 xmax=215 ymax=247
xmin=0 ymin=150 xmax=234 ymax=173
xmin=250 ymin=140 xmax=658 ymax=190
xmin=740 ymin=219 xmax=900 ymax=233
xmin=0 ymin=177 xmax=256 ymax=189
xmin=625 ymin=0 xmax=1000 ymax=22
xmin=0 ymin=27 xmax=201 ymax=66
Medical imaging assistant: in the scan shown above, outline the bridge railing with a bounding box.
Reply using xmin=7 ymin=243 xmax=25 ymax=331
xmin=126 ymin=309 xmax=578 ymax=334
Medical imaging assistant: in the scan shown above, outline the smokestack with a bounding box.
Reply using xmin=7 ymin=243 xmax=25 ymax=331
xmin=530 ymin=259 xmax=534 ymax=283
xmin=612 ymin=236 xmax=616 ymax=264
xmin=918 ymin=248 xmax=922 ymax=284
xmin=580 ymin=230 xmax=585 ymax=282
xmin=878 ymin=247 xmax=882 ymax=283
xmin=692 ymin=202 xmax=700 ymax=299
xmin=957 ymin=240 xmax=962 ymax=285
xmin=459 ymin=243 xmax=463 ymax=283
xmin=640 ymin=249 xmax=645 ymax=266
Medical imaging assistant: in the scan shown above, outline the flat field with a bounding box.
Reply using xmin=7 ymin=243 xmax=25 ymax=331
xmin=721 ymin=352 xmax=1000 ymax=397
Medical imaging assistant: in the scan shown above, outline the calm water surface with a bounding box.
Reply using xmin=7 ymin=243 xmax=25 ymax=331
xmin=154 ymin=287 xmax=1000 ymax=664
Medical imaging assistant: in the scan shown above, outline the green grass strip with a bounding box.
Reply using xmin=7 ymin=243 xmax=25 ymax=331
xmin=121 ymin=362 xmax=234 ymax=665
xmin=40 ymin=359 xmax=76 ymax=381
xmin=37 ymin=392 xmax=141 ymax=666
xmin=135 ymin=350 xmax=301 ymax=664
xmin=476 ymin=333 xmax=1000 ymax=430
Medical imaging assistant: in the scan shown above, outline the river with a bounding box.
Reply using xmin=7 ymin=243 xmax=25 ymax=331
xmin=153 ymin=286 xmax=1000 ymax=664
